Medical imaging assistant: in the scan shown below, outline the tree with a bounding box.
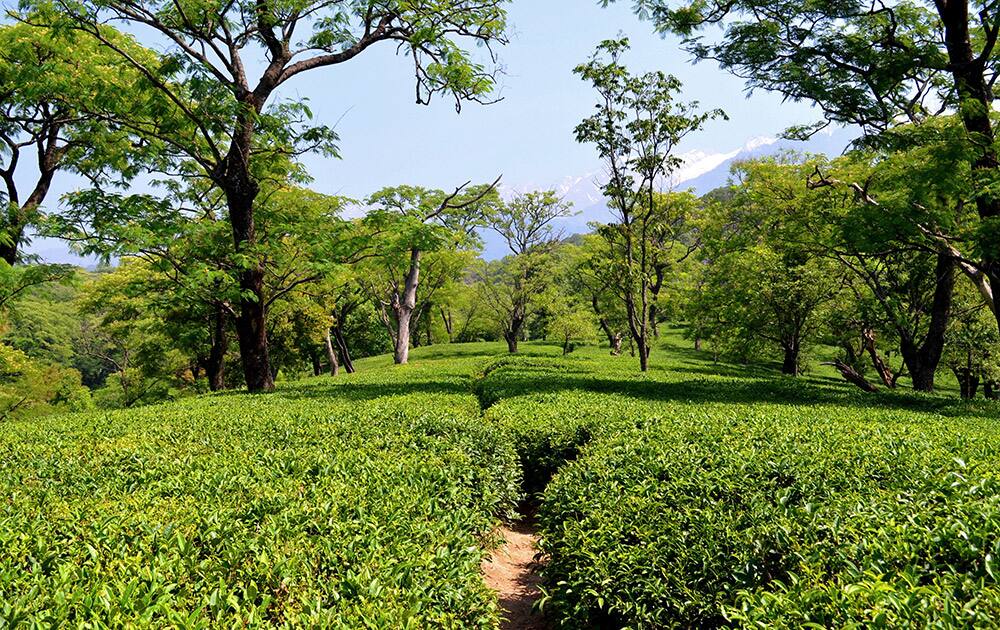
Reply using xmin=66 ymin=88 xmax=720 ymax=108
xmin=617 ymin=0 xmax=1000 ymax=334
xmin=0 ymin=21 xmax=160 ymax=264
xmin=564 ymin=235 xmax=628 ymax=355
xmin=547 ymin=303 xmax=600 ymax=355
xmin=574 ymin=38 xmax=723 ymax=371
xmin=50 ymin=182 xmax=352 ymax=390
xmin=483 ymin=190 xmax=573 ymax=353
xmin=696 ymin=159 xmax=845 ymax=375
xmin=944 ymin=282 xmax=1000 ymax=398
xmin=36 ymin=0 xmax=509 ymax=391
xmin=801 ymin=135 xmax=970 ymax=391
xmin=363 ymin=182 xmax=499 ymax=364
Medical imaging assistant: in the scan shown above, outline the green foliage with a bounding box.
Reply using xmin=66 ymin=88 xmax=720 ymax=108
xmin=479 ymin=343 xmax=1000 ymax=628
xmin=0 ymin=354 xmax=518 ymax=626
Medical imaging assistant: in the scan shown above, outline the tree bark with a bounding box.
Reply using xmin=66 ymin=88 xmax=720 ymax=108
xmin=206 ymin=303 xmax=228 ymax=391
xmin=222 ymin=105 xmax=273 ymax=392
xmin=825 ymin=359 xmax=879 ymax=392
xmin=441 ymin=306 xmax=454 ymax=341
xmin=984 ymin=378 xmax=998 ymax=400
xmin=332 ymin=325 xmax=354 ymax=373
xmin=392 ymin=248 xmax=421 ymax=365
xmin=504 ymin=331 xmax=519 ymax=353
xmin=899 ymin=252 xmax=955 ymax=392
xmin=781 ymin=342 xmax=800 ymax=376
xmin=938 ymin=0 xmax=1000 ymax=333
xmin=0 ymin=121 xmax=62 ymax=265
xmin=862 ymin=327 xmax=896 ymax=388
xmin=324 ymin=328 xmax=339 ymax=376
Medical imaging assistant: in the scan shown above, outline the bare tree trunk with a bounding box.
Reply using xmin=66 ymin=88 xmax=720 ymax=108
xmin=332 ymin=325 xmax=354 ymax=373
xmin=324 ymin=328 xmax=339 ymax=376
xmin=206 ymin=303 xmax=228 ymax=392
xmin=440 ymin=306 xmax=454 ymax=342
xmin=392 ymin=248 xmax=421 ymax=365
xmin=825 ymin=359 xmax=879 ymax=392
xmin=223 ymin=111 xmax=273 ymax=392
xmin=862 ymin=328 xmax=896 ymax=388
xmin=899 ymin=253 xmax=955 ymax=392
xmin=781 ymin=341 xmax=800 ymax=376
xmin=504 ymin=331 xmax=519 ymax=353
xmin=310 ymin=352 xmax=322 ymax=376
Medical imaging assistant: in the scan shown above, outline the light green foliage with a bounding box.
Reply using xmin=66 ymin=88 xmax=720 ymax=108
xmin=0 ymin=352 xmax=519 ymax=627
xmin=0 ymin=344 xmax=91 ymax=422
xmin=692 ymin=158 xmax=843 ymax=372
xmin=546 ymin=303 xmax=600 ymax=355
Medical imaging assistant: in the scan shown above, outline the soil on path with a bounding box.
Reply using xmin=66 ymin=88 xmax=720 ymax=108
xmin=482 ymin=520 xmax=547 ymax=630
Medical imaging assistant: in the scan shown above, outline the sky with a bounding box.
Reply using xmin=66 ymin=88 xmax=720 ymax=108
xmin=22 ymin=0 xmax=836 ymax=262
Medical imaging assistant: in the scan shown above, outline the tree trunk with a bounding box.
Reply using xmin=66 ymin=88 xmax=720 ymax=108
xmin=324 ymin=328 xmax=339 ymax=377
xmin=206 ymin=303 xmax=228 ymax=392
xmin=0 ymin=122 xmax=60 ymax=265
xmin=898 ymin=252 xmax=955 ymax=392
xmin=441 ymin=306 xmax=454 ymax=342
xmin=781 ymin=342 xmax=799 ymax=376
xmin=825 ymin=359 xmax=879 ymax=393
xmin=862 ymin=327 xmax=896 ymax=388
xmin=954 ymin=368 xmax=980 ymax=399
xmin=504 ymin=331 xmax=519 ymax=353
xmin=938 ymin=0 xmax=1000 ymax=333
xmin=984 ymin=378 xmax=998 ymax=400
xmin=392 ymin=248 xmax=421 ymax=365
xmin=222 ymin=107 xmax=273 ymax=392
xmin=637 ymin=336 xmax=649 ymax=371
xmin=332 ymin=325 xmax=354 ymax=373
xmin=425 ymin=303 xmax=433 ymax=346
xmin=694 ymin=336 xmax=702 ymax=351
xmin=310 ymin=352 xmax=321 ymax=376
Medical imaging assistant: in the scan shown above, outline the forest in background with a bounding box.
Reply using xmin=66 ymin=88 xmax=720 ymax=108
xmin=3 ymin=0 xmax=1000 ymax=419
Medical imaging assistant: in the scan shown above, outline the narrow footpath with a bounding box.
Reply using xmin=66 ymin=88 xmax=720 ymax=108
xmin=482 ymin=520 xmax=547 ymax=629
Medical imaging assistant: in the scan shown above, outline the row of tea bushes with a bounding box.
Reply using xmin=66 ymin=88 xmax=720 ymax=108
xmin=479 ymin=353 xmax=1000 ymax=628
xmin=0 ymin=361 xmax=519 ymax=628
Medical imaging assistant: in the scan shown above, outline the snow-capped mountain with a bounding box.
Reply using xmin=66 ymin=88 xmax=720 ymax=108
xmin=482 ymin=128 xmax=856 ymax=260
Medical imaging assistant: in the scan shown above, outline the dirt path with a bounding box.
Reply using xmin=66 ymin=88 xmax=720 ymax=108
xmin=482 ymin=521 xmax=547 ymax=629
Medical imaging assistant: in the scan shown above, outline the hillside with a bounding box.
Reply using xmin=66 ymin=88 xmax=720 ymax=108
xmin=2 ymin=336 xmax=999 ymax=627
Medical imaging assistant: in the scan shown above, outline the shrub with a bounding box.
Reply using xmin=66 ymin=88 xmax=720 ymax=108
xmin=0 ymin=359 xmax=517 ymax=627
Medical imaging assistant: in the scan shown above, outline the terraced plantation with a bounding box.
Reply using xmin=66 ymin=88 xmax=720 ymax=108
xmin=1 ymin=337 xmax=998 ymax=628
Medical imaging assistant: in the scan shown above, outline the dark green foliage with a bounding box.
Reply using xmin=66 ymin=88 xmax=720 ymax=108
xmin=482 ymin=348 xmax=1000 ymax=628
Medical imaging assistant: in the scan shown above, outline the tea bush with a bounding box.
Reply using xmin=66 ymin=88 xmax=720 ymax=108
xmin=0 ymin=357 xmax=518 ymax=627
xmin=498 ymin=355 xmax=1000 ymax=628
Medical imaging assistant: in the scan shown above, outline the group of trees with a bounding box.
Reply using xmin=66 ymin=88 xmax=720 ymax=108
xmin=4 ymin=0 xmax=1000 ymax=413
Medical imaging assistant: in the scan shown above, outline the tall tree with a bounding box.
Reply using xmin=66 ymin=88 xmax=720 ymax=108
xmin=483 ymin=190 xmax=573 ymax=353
xmin=617 ymin=0 xmax=1000 ymax=333
xmin=37 ymin=0 xmax=509 ymax=390
xmin=364 ymin=182 xmax=499 ymax=364
xmin=574 ymin=38 xmax=722 ymax=370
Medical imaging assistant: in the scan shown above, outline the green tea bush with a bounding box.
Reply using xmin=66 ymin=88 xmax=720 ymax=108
xmin=0 ymin=359 xmax=518 ymax=628
xmin=536 ymin=396 xmax=1000 ymax=628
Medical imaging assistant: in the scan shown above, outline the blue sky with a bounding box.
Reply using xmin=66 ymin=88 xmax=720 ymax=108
xmin=24 ymin=0 xmax=835 ymax=262
xmin=279 ymin=1 xmax=823 ymax=198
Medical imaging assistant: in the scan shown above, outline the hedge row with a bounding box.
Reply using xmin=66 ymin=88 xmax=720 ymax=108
xmin=0 ymin=360 xmax=519 ymax=627
xmin=483 ymin=354 xmax=1000 ymax=628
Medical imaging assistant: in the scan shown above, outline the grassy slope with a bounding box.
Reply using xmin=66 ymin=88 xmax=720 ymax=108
xmin=1 ymin=335 xmax=996 ymax=627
